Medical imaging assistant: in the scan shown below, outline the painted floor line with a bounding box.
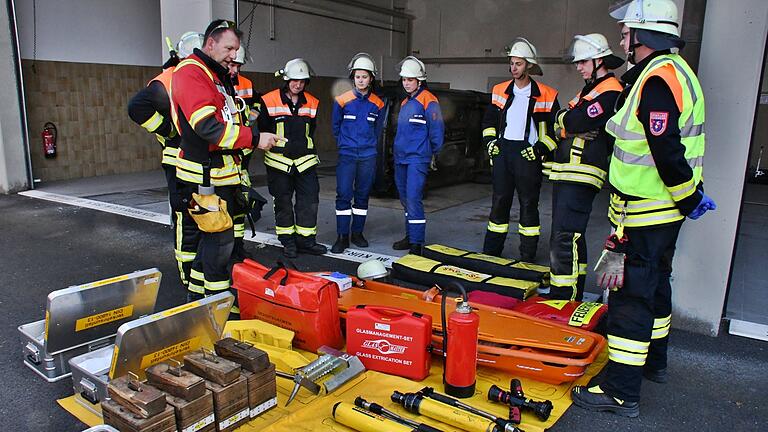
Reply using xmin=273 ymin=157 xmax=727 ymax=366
xmin=19 ymin=189 xmax=398 ymax=267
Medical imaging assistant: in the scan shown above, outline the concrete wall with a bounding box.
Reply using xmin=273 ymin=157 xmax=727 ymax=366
xmin=409 ymin=0 xmax=683 ymax=99
xmin=236 ymin=0 xmax=408 ymax=80
xmin=160 ymin=0 xmax=235 ymax=63
xmin=678 ymin=0 xmax=768 ymax=335
xmin=15 ymin=0 xmax=162 ymax=66
xmin=0 ymin=1 xmax=30 ymax=193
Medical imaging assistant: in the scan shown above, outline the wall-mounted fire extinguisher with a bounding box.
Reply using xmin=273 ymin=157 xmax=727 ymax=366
xmin=440 ymin=281 xmax=479 ymax=398
xmin=42 ymin=122 xmax=57 ymax=159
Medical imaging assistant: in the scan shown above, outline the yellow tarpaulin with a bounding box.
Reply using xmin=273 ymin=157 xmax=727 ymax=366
xmin=60 ymin=348 xmax=607 ymax=432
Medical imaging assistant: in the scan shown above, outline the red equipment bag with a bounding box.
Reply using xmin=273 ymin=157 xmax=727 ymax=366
xmin=346 ymin=305 xmax=432 ymax=381
xmin=232 ymin=259 xmax=344 ymax=352
xmin=512 ymin=296 xmax=608 ymax=332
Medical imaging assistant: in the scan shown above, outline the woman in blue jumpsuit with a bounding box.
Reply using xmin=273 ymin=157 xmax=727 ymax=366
xmin=391 ymin=56 xmax=444 ymax=255
xmin=331 ymin=53 xmax=385 ymax=254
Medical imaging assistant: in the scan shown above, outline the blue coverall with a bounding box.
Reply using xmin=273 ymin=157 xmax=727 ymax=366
xmin=393 ymin=86 xmax=444 ymax=245
xmin=332 ymin=88 xmax=385 ymax=235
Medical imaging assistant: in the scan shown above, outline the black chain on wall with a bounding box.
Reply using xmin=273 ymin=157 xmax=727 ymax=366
xmin=32 ymin=0 xmax=37 ymax=73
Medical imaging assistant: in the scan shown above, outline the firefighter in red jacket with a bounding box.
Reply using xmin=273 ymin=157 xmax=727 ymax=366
xmin=545 ymin=34 xmax=624 ymax=301
xmin=171 ymin=19 xmax=282 ymax=311
xmin=128 ymin=31 xmax=203 ymax=291
xmin=482 ymin=38 xmax=560 ymax=262
xmin=262 ymin=58 xmax=327 ymax=258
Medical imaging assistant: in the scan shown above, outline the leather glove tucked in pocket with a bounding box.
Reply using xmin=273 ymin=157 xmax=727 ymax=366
xmin=594 ymin=233 xmax=628 ymax=290
xmin=189 ymin=192 xmax=233 ymax=233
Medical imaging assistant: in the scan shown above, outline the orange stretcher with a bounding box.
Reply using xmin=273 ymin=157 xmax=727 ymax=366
xmin=337 ymin=278 xmax=606 ymax=385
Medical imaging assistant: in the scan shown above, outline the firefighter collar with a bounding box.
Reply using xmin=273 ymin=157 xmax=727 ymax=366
xmin=406 ymin=85 xmax=425 ymax=100
xmin=280 ymin=84 xmax=308 ymax=109
xmin=352 ymin=87 xmax=373 ymax=100
xmin=192 ymin=48 xmax=231 ymax=83
xmin=580 ymin=73 xmax=617 ymax=98
xmin=504 ymin=78 xmax=542 ymax=99
xmin=620 ymin=49 xmax=671 ymax=86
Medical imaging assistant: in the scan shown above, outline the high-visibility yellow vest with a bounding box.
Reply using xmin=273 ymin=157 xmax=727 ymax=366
xmin=605 ymin=54 xmax=705 ymax=228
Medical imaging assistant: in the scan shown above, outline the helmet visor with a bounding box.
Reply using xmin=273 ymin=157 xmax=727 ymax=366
xmin=609 ymin=0 xmax=636 ymax=20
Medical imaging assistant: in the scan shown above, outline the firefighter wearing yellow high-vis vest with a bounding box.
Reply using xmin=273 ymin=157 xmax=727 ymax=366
xmin=262 ymin=58 xmax=327 ymax=258
xmin=482 ymin=38 xmax=560 ymax=262
xmin=128 ymin=32 xmax=204 ymax=291
xmin=544 ymin=34 xmax=624 ymax=301
xmin=171 ymin=20 xmax=282 ymax=311
xmin=571 ymin=0 xmax=716 ymax=417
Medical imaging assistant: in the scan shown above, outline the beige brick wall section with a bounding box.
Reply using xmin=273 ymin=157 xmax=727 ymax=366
xmin=22 ymin=60 xmax=347 ymax=182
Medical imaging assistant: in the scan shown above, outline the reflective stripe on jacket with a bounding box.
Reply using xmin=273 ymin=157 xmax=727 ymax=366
xmin=606 ymin=54 xmax=705 ymax=227
xmin=262 ymin=88 xmax=320 ymax=173
xmin=170 ymin=51 xmax=252 ymax=186
xmin=394 ymin=87 xmax=444 ymax=164
xmin=546 ymin=75 xmax=622 ymax=190
xmin=482 ymin=79 xmax=559 ymax=152
xmin=332 ymin=89 xmax=385 ymax=159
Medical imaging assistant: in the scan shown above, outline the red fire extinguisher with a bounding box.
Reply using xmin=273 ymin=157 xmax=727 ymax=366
xmin=42 ymin=122 xmax=57 ymax=158
xmin=441 ymin=281 xmax=479 ymax=398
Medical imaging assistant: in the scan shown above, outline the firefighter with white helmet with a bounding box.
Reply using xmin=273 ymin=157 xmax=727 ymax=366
xmin=391 ymin=55 xmax=444 ymax=255
xmin=481 ymin=37 xmax=560 ymax=262
xmin=544 ymin=33 xmax=624 ymax=302
xmin=261 ymin=58 xmax=327 ymax=258
xmin=226 ymin=45 xmax=267 ymax=261
xmin=127 ymin=31 xmax=204 ymax=293
xmin=330 ymin=53 xmax=385 ymax=254
xmin=571 ymin=0 xmax=715 ymax=417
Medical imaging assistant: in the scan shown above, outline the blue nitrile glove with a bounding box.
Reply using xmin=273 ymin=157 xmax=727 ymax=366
xmin=688 ymin=193 xmax=716 ymax=220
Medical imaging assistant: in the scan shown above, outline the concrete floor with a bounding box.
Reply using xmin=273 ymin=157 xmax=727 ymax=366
xmin=32 ymin=164 xmax=612 ymax=297
xmin=2 ymin=191 xmax=767 ymax=432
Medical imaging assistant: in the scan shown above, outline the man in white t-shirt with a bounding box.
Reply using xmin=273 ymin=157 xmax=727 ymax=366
xmin=481 ymin=38 xmax=560 ymax=261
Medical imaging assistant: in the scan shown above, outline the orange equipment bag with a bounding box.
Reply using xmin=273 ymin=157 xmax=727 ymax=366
xmin=233 ymin=259 xmax=344 ymax=352
xmin=513 ymin=296 xmax=607 ymax=332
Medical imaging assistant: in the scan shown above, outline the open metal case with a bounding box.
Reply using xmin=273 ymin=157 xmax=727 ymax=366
xmin=69 ymin=292 xmax=233 ymax=414
xmin=17 ymin=269 xmax=161 ymax=382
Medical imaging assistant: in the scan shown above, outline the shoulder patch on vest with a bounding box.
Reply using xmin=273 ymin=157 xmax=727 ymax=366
xmin=649 ymin=111 xmax=669 ymax=136
xmin=587 ymin=101 xmax=604 ymax=118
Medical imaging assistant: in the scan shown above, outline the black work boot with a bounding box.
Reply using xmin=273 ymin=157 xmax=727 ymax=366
xmin=571 ymin=385 xmax=639 ymax=418
xmin=282 ymin=237 xmax=298 ymax=259
xmin=643 ymin=367 xmax=668 ymax=384
xmin=351 ymin=232 xmax=369 ymax=247
xmin=409 ymin=244 xmax=424 ymax=256
xmin=392 ymin=235 xmax=410 ymax=250
xmin=331 ymin=235 xmax=349 ymax=254
xmin=297 ymin=236 xmax=328 ymax=255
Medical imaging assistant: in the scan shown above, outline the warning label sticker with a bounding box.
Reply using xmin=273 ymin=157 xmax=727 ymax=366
xmin=140 ymin=337 xmax=201 ymax=369
xmin=75 ymin=305 xmax=134 ymax=331
xmin=79 ymin=274 xmax=130 ymax=290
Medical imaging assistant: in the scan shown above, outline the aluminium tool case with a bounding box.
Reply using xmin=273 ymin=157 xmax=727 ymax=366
xmin=339 ymin=279 xmax=606 ymax=384
xmin=423 ymin=244 xmax=550 ymax=284
xmin=391 ymin=254 xmax=540 ymax=299
xmin=232 ymin=259 xmax=344 ymax=352
xmin=69 ymin=292 xmax=234 ymax=415
xmin=346 ymin=305 xmax=432 ymax=381
xmin=17 ymin=268 xmax=161 ymax=382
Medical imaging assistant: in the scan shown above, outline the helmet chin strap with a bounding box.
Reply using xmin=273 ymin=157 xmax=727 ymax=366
xmin=627 ymin=28 xmax=643 ymax=65
xmin=587 ymin=59 xmax=604 ymax=83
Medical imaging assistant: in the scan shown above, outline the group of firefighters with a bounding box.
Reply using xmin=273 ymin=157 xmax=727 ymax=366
xmin=128 ymin=0 xmax=715 ymax=420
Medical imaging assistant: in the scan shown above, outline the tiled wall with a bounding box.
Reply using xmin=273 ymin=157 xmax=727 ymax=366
xmin=22 ymin=60 xmax=347 ymax=182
